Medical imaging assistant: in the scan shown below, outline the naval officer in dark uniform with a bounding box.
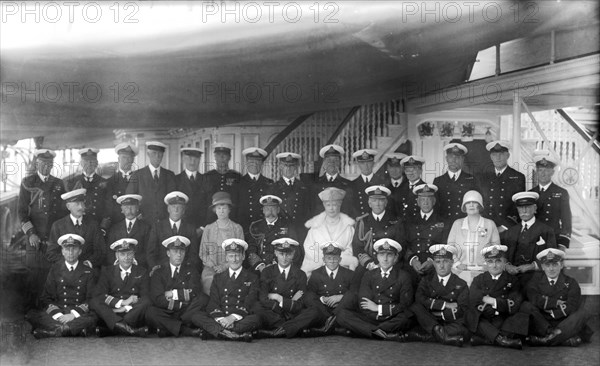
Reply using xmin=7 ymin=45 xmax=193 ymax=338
xmin=383 ymin=153 xmax=407 ymax=218
xmin=18 ymin=149 xmax=68 ymax=308
xmin=203 ymin=142 xmax=243 ymax=224
xmin=349 ymin=149 xmax=384 ymax=218
xmin=126 ymin=141 xmax=177 ymax=225
xmin=478 ymin=140 xmax=526 ymax=233
xmin=529 ymin=152 xmax=572 ymax=250
xmin=175 ymin=147 xmax=207 ymax=233
xmin=105 ymin=143 xmax=138 ymax=226
xmin=393 ymin=155 xmax=426 ymax=222
xmin=233 ymin=147 xmax=273 ymax=230
xmin=433 ymin=143 xmax=477 ymax=226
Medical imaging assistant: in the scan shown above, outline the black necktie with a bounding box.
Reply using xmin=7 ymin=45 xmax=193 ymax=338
xmin=328 ymin=177 xmax=333 ymax=182
xmin=173 ymin=267 xmax=179 ymax=279
xmin=376 ymin=217 xmax=380 ymax=222
xmin=497 ymin=172 xmax=501 ymax=178
xmin=550 ymin=280 xmax=555 ymax=286
xmin=122 ymin=271 xmax=129 ymax=282
xmin=288 ymin=179 xmax=293 ymax=186
xmin=75 ymin=220 xmax=81 ymax=229
xmin=522 ymin=224 xmax=528 ymax=233
xmin=281 ymin=270 xmax=286 ymax=280
xmin=70 ymin=266 xmax=74 ymax=272
xmin=124 ymin=173 xmax=130 ymax=182
xmin=540 ymin=187 xmax=545 ymax=192
xmin=439 ymin=278 xmax=444 ymax=286
xmin=365 ymin=178 xmax=369 ymax=184
xmin=231 ymin=272 xmax=236 ymax=280
xmin=153 ymin=170 xmax=159 ymax=182
xmin=394 ymin=182 xmax=399 ymax=187
xmin=383 ymin=272 xmax=388 ymax=279
xmin=127 ymin=221 xmax=133 ymax=233
xmin=172 ymin=223 xmax=178 ymax=235
xmin=330 ymin=271 xmax=335 ymax=280
xmin=422 ymin=214 xmax=426 ymax=220
xmin=451 ymin=175 xmax=456 ymax=182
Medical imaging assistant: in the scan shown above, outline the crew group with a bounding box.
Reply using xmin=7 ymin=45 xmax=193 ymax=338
xmin=18 ymin=139 xmax=591 ymax=347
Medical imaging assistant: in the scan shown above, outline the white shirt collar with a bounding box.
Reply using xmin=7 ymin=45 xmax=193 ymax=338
xmin=539 ymin=182 xmax=552 ymax=191
xmin=284 ymin=177 xmax=294 ymax=185
xmin=83 ymin=172 xmax=95 ymax=179
xmin=380 ymin=267 xmax=392 ymax=277
xmin=119 ymin=168 xmax=132 ymax=176
xmin=228 ymin=267 xmax=242 ymax=278
xmin=248 ymin=173 xmax=260 ymax=180
xmin=491 ymin=273 xmax=502 ymax=280
xmin=326 ymin=267 xmax=338 ymax=278
xmin=185 ymin=168 xmax=197 ymax=179
xmin=448 ymin=170 xmax=461 ymax=180
xmin=37 ymin=172 xmax=50 ymax=181
xmin=420 ymin=210 xmax=432 ymax=220
xmin=65 ymin=261 xmax=79 ymax=270
xmin=372 ymin=211 xmax=385 ymax=221
xmin=169 ymin=263 xmax=180 ymax=276
xmin=70 ymin=214 xmax=82 ymax=226
xmin=149 ymin=165 xmax=161 ymax=176
xmin=547 ymin=276 xmax=559 ymax=284
xmin=361 ymin=173 xmax=374 ymax=182
xmin=278 ymin=264 xmax=290 ymax=277
xmin=126 ymin=218 xmax=137 ymax=226
xmin=169 ymin=218 xmax=180 ymax=229
xmin=390 ymin=177 xmax=403 ymax=186
xmin=326 ymin=173 xmax=338 ymax=181
xmin=266 ymin=218 xmax=278 ymax=225
xmin=522 ymin=217 xmax=536 ymax=228
xmin=438 ymin=273 xmax=451 ymax=284
xmin=119 ymin=265 xmax=132 ymax=274
xmin=408 ymin=179 xmax=420 ymax=187
xmin=495 ymin=166 xmax=507 ymax=175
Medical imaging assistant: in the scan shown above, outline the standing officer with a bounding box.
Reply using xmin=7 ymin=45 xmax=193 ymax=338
xmin=46 ymin=189 xmax=105 ymax=270
xmin=91 ymin=238 xmax=150 ymax=337
xmin=189 ymin=239 xmax=261 ymax=342
xmin=18 ymin=149 xmax=68 ymax=308
xmin=529 ymin=152 xmax=572 ymax=250
xmin=504 ymin=192 xmax=557 ymax=289
xmin=310 ymin=144 xmax=354 ymax=217
xmin=126 ymin=141 xmax=177 ymax=225
xmin=204 ymin=142 xmax=242 ymax=200
xmin=105 ymin=142 xmax=139 ymax=226
xmin=25 ymin=234 xmax=97 ymax=338
xmin=145 ymin=235 xmax=208 ymax=337
xmin=349 ymin=149 xmax=383 ymax=218
xmin=409 ymin=244 xmax=470 ymax=347
xmin=271 ymin=152 xmax=311 ymax=241
xmin=176 ymin=147 xmax=207 ymax=233
xmin=393 ymin=155 xmax=427 ymax=222
xmin=404 ymin=184 xmax=448 ymax=278
xmin=478 ymin=141 xmax=525 ymax=233
xmin=65 ymin=148 xmax=111 ymax=233
xmin=433 ymin=143 xmax=477 ymax=226
xmin=106 ymin=194 xmax=151 ymax=269
xmin=352 ymin=186 xmax=404 ymax=284
xmin=336 ymin=238 xmax=413 ymax=342
xmin=146 ymin=191 xmax=201 ymax=273
xmin=234 ymin=147 xmax=273 ymax=230
xmin=246 ymin=195 xmax=297 ymax=272
xmin=384 ymin=153 xmax=407 ymax=218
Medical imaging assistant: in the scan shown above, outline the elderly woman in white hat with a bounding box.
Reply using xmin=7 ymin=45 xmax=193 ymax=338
xmin=447 ymin=190 xmax=500 ymax=282
xmin=301 ymin=187 xmax=358 ymax=277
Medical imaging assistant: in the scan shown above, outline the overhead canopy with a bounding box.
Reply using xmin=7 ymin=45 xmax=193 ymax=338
xmin=1 ymin=1 xmax=598 ymax=148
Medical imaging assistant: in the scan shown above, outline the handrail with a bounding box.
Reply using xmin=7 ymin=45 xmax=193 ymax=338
xmin=264 ymin=113 xmax=314 ymax=155
xmin=556 ymin=109 xmax=600 ymax=156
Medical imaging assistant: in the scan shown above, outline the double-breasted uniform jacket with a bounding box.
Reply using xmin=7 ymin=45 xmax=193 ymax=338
xmin=106 ymin=218 xmax=152 ymax=268
xmin=391 ymin=178 xmax=426 ymax=222
xmin=530 ymin=183 xmax=572 ymax=247
xmin=126 ymin=166 xmax=177 ymax=225
xmin=65 ymin=173 xmax=110 ymax=226
xmin=40 ymin=261 xmax=95 ymax=318
xmin=415 ymin=272 xmax=469 ymax=322
xmin=306 ymin=265 xmax=356 ymax=304
xmin=232 ymin=174 xmax=273 ymax=230
xmin=433 ymin=171 xmax=477 ymax=226
xmin=478 ymin=166 xmax=526 ymax=229
xmin=525 ymin=272 xmax=581 ymax=322
xmin=105 ymin=170 xmax=133 ymax=224
xmin=46 ymin=216 xmax=106 ymax=268
xmin=149 ymin=262 xmax=202 ymax=312
xmin=92 ymin=264 xmax=150 ymax=309
xmin=385 ymin=177 xmax=406 ymax=218
xmin=207 ymin=268 xmax=260 ymax=318
xmin=146 ymin=219 xmax=201 ymax=270
xmin=204 ymin=169 xmax=242 ymax=197
xmin=18 ymin=174 xmax=68 ymax=241
xmin=309 ymin=174 xmax=355 ymax=217
xmin=404 ymin=211 xmax=449 ymax=264
xmin=349 ymin=175 xmax=386 ymax=218
xmin=175 ymin=171 xmax=207 ymax=229
xmin=271 ymin=177 xmax=312 ymax=229
xmin=359 ymin=267 xmax=414 ymax=321
xmin=259 ymin=265 xmax=307 ymax=316
xmin=505 ymin=220 xmax=557 ymax=267
xmin=352 ymin=211 xmax=404 ymax=268
xmin=466 ymin=271 xmax=526 ymax=335
xmin=246 ymin=217 xmax=296 ymax=270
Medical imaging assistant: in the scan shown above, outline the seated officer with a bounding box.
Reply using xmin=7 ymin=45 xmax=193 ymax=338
xmin=409 ymin=244 xmax=469 ymax=347
xmin=256 ymin=238 xmax=321 ymax=338
xmin=466 ymin=245 xmax=526 ymax=349
xmin=145 ymin=236 xmax=208 ymax=337
xmin=521 ymin=248 xmax=593 ymax=347
xmin=106 ymin=194 xmax=151 ymax=269
xmin=147 ymin=191 xmax=201 ymax=273
xmin=26 ymin=234 xmax=97 ymax=338
xmin=352 ymin=186 xmax=404 ymax=284
xmin=336 ymin=239 xmax=413 ymax=342
xmin=46 ymin=188 xmax=105 ymax=269
xmin=303 ymin=241 xmax=358 ymax=337
xmin=505 ymin=192 xmax=557 ymax=289
xmin=189 ymin=239 xmax=260 ymax=342
xmin=247 ymin=194 xmax=297 ymax=272
xmin=404 ymin=184 xmax=448 ymax=278
xmin=92 ymin=238 xmax=150 ymax=337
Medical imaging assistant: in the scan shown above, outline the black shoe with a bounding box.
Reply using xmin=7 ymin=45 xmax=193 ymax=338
xmin=33 ymin=328 xmax=61 ymax=339
xmin=133 ymin=326 xmax=149 ymax=338
xmin=156 ymin=328 xmax=171 ymax=338
xmin=114 ymin=322 xmax=136 ymax=336
xmin=180 ymin=325 xmax=204 ymax=338
xmin=95 ymin=326 xmax=112 ymax=338
xmin=444 ymin=335 xmax=464 ymax=347
xmin=384 ymin=332 xmax=406 ymax=342
xmin=527 ymin=335 xmax=549 ymax=346
xmin=561 ymin=336 xmax=582 ymax=347
xmin=79 ymin=327 xmax=93 ymax=337
xmin=495 ymin=335 xmax=522 ymax=350
xmin=333 ymin=327 xmax=353 ymax=337
xmin=432 ymin=325 xmax=446 ymax=343
xmin=372 ymin=329 xmax=388 ymax=340
xmin=405 ymin=330 xmax=434 ymax=343
xmin=470 ymin=335 xmax=493 ymax=346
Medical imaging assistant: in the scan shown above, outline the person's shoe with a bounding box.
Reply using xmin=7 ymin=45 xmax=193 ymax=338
xmin=156 ymin=328 xmax=171 ymax=338
xmin=372 ymin=329 xmax=388 ymax=339
xmin=470 ymin=335 xmax=493 ymax=346
xmin=405 ymin=330 xmax=434 ymax=343
xmin=95 ymin=326 xmax=112 ymax=338
xmin=545 ymin=328 xmax=561 ymax=342
xmin=79 ymin=327 xmax=93 ymax=337
xmin=383 ymin=332 xmax=406 ymax=342
xmin=432 ymin=325 xmax=446 ymax=343
xmin=333 ymin=327 xmax=353 ymax=337
xmin=114 ymin=322 xmax=136 ymax=336
xmin=255 ymin=328 xmax=285 ymax=338
xmin=180 ymin=325 xmax=204 ymax=338
xmin=561 ymin=336 xmax=582 ymax=347
xmin=33 ymin=328 xmax=61 ymax=339
xmin=133 ymin=326 xmax=149 ymax=338
xmin=527 ymin=335 xmax=550 ymax=346
xmin=59 ymin=325 xmax=72 ymax=336
xmin=495 ymin=335 xmax=522 ymax=350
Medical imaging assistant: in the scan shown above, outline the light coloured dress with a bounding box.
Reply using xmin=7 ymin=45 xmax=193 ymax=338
xmin=301 ymin=211 xmax=358 ymax=277
xmin=199 ymin=219 xmax=244 ymax=294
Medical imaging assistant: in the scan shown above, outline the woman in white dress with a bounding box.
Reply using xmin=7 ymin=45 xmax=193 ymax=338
xmin=447 ymin=190 xmax=500 ymax=284
xmin=301 ymin=187 xmax=358 ymax=277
